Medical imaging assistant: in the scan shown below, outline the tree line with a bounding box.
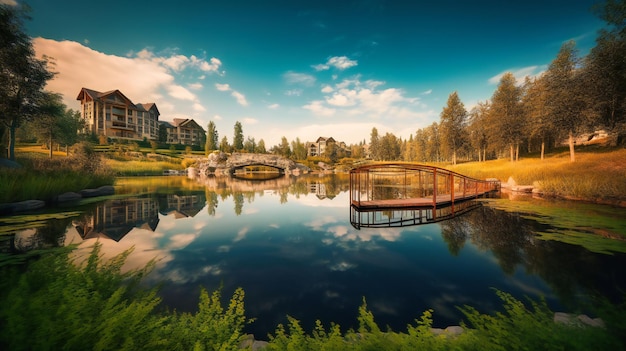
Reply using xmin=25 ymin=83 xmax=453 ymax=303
xmin=371 ymin=1 xmax=626 ymax=164
xmin=2 ymin=1 xmax=624 ymax=163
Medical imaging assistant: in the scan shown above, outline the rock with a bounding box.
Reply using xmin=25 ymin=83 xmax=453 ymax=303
xmin=444 ymin=325 xmax=464 ymax=336
xmin=554 ymin=312 xmax=575 ymax=325
xmin=0 ymin=200 xmax=45 ymax=214
xmin=238 ymin=334 xmax=268 ymax=350
xmin=577 ymin=314 xmax=605 ymax=328
xmin=430 ymin=328 xmax=445 ymax=335
xmin=54 ymin=192 xmax=82 ymax=203
xmin=511 ymin=185 xmax=534 ymax=193
xmin=79 ymin=185 xmax=115 ymax=198
xmin=506 ymin=176 xmax=517 ymax=187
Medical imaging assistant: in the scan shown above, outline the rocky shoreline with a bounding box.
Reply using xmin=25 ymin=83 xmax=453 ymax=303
xmin=0 ymin=185 xmax=115 ymax=215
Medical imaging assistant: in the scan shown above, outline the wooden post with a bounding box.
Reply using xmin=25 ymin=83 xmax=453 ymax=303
xmin=450 ymin=173 xmax=455 ymax=204
xmin=433 ymin=168 xmax=437 ymax=207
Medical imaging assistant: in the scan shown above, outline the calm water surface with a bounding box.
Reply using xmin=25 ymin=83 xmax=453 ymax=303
xmin=4 ymin=174 xmax=626 ymax=338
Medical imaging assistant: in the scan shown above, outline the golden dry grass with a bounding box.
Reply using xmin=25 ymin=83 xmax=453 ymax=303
xmin=447 ymin=149 xmax=626 ymax=201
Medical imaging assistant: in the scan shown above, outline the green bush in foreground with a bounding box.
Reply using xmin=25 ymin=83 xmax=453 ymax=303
xmin=0 ymin=245 xmax=623 ymax=350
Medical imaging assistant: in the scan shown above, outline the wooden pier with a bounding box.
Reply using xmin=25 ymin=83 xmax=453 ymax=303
xmin=350 ymin=163 xmax=500 ymax=210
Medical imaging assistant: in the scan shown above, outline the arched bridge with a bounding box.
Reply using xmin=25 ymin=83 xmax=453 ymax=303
xmin=225 ymin=153 xmax=297 ymax=175
xmin=350 ymin=163 xmax=500 ymax=209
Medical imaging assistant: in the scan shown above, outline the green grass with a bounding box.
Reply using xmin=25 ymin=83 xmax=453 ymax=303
xmin=1 ymin=245 xmax=623 ymax=350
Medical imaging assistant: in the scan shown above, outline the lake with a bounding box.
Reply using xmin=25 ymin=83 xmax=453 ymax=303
xmin=2 ymin=174 xmax=626 ymax=339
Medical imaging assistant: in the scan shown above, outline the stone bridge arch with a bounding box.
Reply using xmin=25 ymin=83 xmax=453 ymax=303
xmin=226 ymin=153 xmax=297 ymax=174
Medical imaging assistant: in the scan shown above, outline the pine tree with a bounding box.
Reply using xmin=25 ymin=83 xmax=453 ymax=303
xmin=439 ymin=91 xmax=467 ymax=165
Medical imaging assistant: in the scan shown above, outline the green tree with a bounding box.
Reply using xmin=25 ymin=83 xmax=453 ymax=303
xmin=205 ymin=121 xmax=218 ymax=154
xmin=488 ymin=72 xmax=525 ymax=162
xmin=158 ymin=123 xmax=168 ymax=143
xmin=378 ymin=132 xmax=401 ymax=161
xmin=32 ymin=92 xmax=65 ymax=158
xmin=256 ymin=138 xmax=267 ymax=153
xmin=425 ymin=122 xmax=441 ymax=162
xmin=219 ymin=135 xmax=231 ymax=153
xmin=232 ymin=121 xmax=244 ymax=151
xmin=544 ymin=41 xmax=587 ymax=162
xmin=584 ymin=1 xmax=626 ymax=136
xmin=439 ymin=91 xmax=468 ymax=165
xmin=243 ymin=136 xmax=256 ymax=153
xmin=291 ymin=137 xmax=307 ymax=160
xmin=0 ymin=4 xmax=55 ymax=160
xmin=276 ymin=136 xmax=291 ymax=157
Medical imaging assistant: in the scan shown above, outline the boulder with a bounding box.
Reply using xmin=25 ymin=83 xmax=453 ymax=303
xmin=54 ymin=192 xmax=82 ymax=203
xmin=79 ymin=185 xmax=115 ymax=198
xmin=0 ymin=200 xmax=45 ymax=214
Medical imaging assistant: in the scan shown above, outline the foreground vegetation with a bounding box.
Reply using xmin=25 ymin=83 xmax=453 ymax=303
xmin=0 ymin=244 xmax=623 ymax=350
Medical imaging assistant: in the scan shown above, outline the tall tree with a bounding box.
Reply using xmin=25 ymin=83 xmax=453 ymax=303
xmin=219 ymin=135 xmax=231 ymax=152
xmin=544 ymin=41 xmax=586 ymax=162
xmin=277 ymin=136 xmax=291 ymax=157
xmin=584 ymin=1 xmax=626 ymax=136
xmin=158 ymin=123 xmax=168 ymax=143
xmin=243 ymin=136 xmax=256 ymax=153
xmin=523 ymin=77 xmax=553 ymax=160
xmin=256 ymin=139 xmax=267 ymax=153
xmin=369 ymin=127 xmax=380 ymax=160
xmin=0 ymin=4 xmax=55 ymax=160
xmin=379 ymin=132 xmax=401 ymax=161
xmin=439 ymin=91 xmax=467 ymax=165
xmin=232 ymin=121 xmax=244 ymax=151
xmin=467 ymin=101 xmax=490 ymax=162
xmin=488 ymin=72 xmax=525 ymax=161
xmin=291 ymin=137 xmax=307 ymax=160
xmin=205 ymin=121 xmax=218 ymax=153
xmin=32 ymin=92 xmax=65 ymax=158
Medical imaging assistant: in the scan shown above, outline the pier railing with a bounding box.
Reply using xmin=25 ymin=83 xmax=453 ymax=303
xmin=349 ymin=163 xmax=500 ymax=210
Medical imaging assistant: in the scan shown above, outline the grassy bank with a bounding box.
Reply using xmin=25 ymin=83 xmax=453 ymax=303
xmin=1 ymin=144 xmax=115 ymax=203
xmin=447 ymin=148 xmax=626 ymax=202
xmin=1 ymin=245 xmax=623 ymax=350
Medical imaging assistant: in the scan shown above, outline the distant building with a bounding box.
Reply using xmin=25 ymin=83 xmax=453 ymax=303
xmin=306 ymin=136 xmax=351 ymax=157
xmin=76 ymin=88 xmax=159 ymax=141
xmin=159 ymin=118 xmax=205 ymax=146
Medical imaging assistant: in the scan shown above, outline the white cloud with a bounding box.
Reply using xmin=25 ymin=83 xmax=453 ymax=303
xmin=167 ymin=85 xmax=196 ymax=101
xmin=213 ymin=114 xmax=223 ymax=120
xmin=285 ymin=89 xmax=303 ymax=96
xmin=283 ymin=71 xmax=316 ymax=86
xmin=215 ymin=83 xmax=231 ymax=91
xmin=303 ymin=100 xmax=335 ymax=117
xmin=268 ymin=103 xmax=280 ymax=109
xmin=313 ymin=56 xmax=358 ymax=71
xmin=243 ymin=117 xmax=258 ymax=124
xmin=193 ymin=102 xmax=206 ymax=112
xmin=421 ymin=89 xmax=433 ymax=95
xmin=321 ymin=85 xmax=334 ymax=93
xmin=488 ymin=65 xmax=546 ymax=85
xmin=32 ymin=38 xmax=218 ymax=117
xmin=215 ymin=83 xmax=248 ymax=106
xmin=231 ymin=91 xmax=249 ymax=106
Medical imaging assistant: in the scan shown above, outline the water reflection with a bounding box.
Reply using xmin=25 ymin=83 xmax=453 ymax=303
xmin=1 ymin=174 xmax=625 ymax=338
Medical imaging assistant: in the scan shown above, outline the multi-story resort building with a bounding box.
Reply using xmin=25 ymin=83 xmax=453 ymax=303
xmin=306 ymin=136 xmax=351 ymax=157
xmin=159 ymin=118 xmax=206 ymax=147
xmin=76 ymin=88 xmax=160 ymax=141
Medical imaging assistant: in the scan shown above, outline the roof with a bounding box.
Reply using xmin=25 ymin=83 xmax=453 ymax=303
xmin=77 ymin=88 xmax=159 ymax=115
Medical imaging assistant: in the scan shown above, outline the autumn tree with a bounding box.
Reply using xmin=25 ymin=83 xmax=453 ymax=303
xmin=544 ymin=41 xmax=587 ymax=162
xmin=439 ymin=91 xmax=467 ymax=165
xmin=488 ymin=72 xmax=525 ymax=161
xmin=378 ymin=132 xmax=401 ymax=161
xmin=369 ymin=127 xmax=380 ymax=160
xmin=467 ymin=101 xmax=490 ymax=162
xmin=0 ymin=4 xmax=54 ymax=160
xmin=522 ymin=77 xmax=553 ymax=159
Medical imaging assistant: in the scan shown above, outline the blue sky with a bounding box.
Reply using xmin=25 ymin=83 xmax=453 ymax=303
xmin=10 ymin=0 xmax=604 ymax=146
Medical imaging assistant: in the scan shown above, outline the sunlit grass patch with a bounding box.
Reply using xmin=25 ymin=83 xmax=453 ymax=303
xmin=105 ymin=159 xmax=184 ymax=176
